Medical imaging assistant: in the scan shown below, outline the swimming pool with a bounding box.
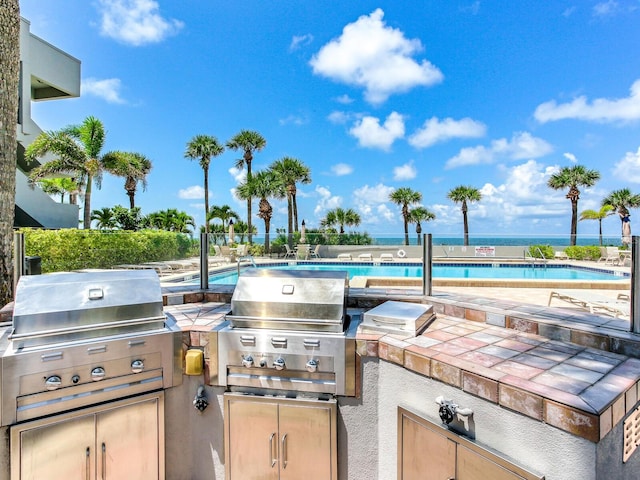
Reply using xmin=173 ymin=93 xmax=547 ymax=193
xmin=196 ymin=262 xmax=629 ymax=286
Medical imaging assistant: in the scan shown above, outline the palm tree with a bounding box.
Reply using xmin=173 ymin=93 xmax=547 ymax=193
xmin=102 ymin=151 xmax=152 ymax=208
xmin=236 ymin=170 xmax=285 ymax=253
xmin=226 ymin=130 xmax=267 ymax=244
xmin=25 ymin=116 xmax=107 ymax=229
xmin=1 ymin=0 xmax=20 ymax=306
xmin=207 ymin=204 xmax=240 ymax=245
xmin=579 ymin=205 xmax=614 ymax=246
xmin=91 ymin=207 xmax=116 ymax=230
xmin=408 ymin=206 xmax=436 ymax=246
xmin=321 ymin=208 xmax=361 ymax=235
xmin=602 ymin=188 xmax=640 ymax=245
xmin=547 ymin=165 xmax=601 ymax=246
xmin=270 ymin=157 xmax=312 ymax=244
xmin=447 ymin=185 xmax=482 ymax=246
xmin=185 ymin=135 xmax=224 ymax=233
xmin=390 ymin=188 xmax=422 ymax=246
xmin=37 ymin=177 xmax=79 ymax=203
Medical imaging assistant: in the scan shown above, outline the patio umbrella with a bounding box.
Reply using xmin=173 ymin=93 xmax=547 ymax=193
xmin=228 ymin=219 xmax=235 ymax=244
xmin=622 ymin=215 xmax=631 ymax=247
xmin=300 ymin=220 xmax=306 ymax=243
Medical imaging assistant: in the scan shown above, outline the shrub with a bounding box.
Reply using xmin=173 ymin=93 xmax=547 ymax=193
xmin=528 ymin=244 xmax=554 ymax=259
xmin=564 ymin=245 xmax=601 ymax=261
xmin=19 ymin=228 xmax=194 ymax=273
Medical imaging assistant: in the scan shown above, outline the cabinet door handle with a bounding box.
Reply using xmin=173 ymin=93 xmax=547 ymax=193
xmin=101 ymin=442 xmax=106 ymax=479
xmin=86 ymin=447 xmax=91 ymax=480
xmin=281 ymin=433 xmax=288 ymax=469
xmin=269 ymin=433 xmax=277 ymax=467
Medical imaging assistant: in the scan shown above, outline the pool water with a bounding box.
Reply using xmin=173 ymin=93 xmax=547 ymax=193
xmin=202 ymin=263 xmax=628 ymax=285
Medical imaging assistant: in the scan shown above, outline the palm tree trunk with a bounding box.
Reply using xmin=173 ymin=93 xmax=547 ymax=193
xmin=570 ymin=200 xmax=578 ymax=246
xmin=292 ymin=192 xmax=299 ymax=232
xmin=247 ymin=198 xmax=252 ymax=243
xmin=287 ymin=194 xmax=293 ymax=247
xmin=264 ymin=218 xmax=270 ymax=254
xmin=462 ymin=201 xmax=469 ymax=246
xmin=0 ymin=0 xmax=20 ymax=306
xmin=84 ymin=175 xmax=93 ymax=229
xmin=598 ymin=219 xmax=603 ymax=246
xmin=203 ymin=168 xmax=209 ymax=234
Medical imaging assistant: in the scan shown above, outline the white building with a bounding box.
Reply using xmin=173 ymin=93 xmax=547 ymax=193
xmin=15 ymin=17 xmax=80 ymax=228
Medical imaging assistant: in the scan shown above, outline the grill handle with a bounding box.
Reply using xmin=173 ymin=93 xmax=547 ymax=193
xmin=8 ymin=315 xmax=167 ymax=342
xmin=270 ymin=433 xmax=277 ymax=467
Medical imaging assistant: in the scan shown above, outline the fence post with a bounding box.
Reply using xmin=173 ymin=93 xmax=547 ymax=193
xmin=13 ymin=232 xmax=25 ymax=295
xmin=632 ymin=235 xmax=639 ymax=333
xmin=422 ymin=233 xmax=432 ymax=296
xmin=200 ymin=233 xmax=209 ymax=291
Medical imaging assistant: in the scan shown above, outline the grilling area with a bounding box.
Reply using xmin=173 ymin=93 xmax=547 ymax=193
xmin=1 ymin=268 xmax=640 ymax=479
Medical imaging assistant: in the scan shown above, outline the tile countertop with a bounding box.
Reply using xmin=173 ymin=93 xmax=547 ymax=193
xmin=164 ymin=301 xmax=640 ymax=444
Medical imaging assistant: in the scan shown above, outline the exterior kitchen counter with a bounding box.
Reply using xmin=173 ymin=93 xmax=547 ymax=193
xmin=163 ymin=297 xmax=640 ymax=444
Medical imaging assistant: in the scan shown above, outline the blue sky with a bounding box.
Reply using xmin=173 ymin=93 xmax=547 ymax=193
xmin=19 ymin=0 xmax=640 ymax=240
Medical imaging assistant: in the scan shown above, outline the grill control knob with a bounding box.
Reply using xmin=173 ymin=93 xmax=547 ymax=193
xmin=91 ymin=367 xmax=106 ymax=381
xmin=305 ymin=359 xmax=319 ymax=373
xmin=273 ymin=357 xmax=286 ymax=371
xmin=131 ymin=359 xmax=144 ymax=373
xmin=242 ymin=355 xmax=254 ymax=368
xmin=45 ymin=375 xmax=62 ymax=390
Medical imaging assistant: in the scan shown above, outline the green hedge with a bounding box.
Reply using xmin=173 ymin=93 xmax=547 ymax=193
xmin=19 ymin=229 xmax=196 ymax=273
xmin=564 ymin=245 xmax=602 ymax=261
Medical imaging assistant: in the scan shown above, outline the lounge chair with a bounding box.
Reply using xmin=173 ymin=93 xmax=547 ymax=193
xmin=548 ymin=289 xmax=630 ymax=318
xmin=379 ymin=253 xmax=394 ymax=262
xmin=309 ymin=244 xmax=321 ymax=259
xmin=598 ymin=247 xmax=622 ymax=265
xmin=554 ymin=251 xmax=569 ymax=260
xmin=358 ymin=253 xmax=373 ymax=262
xmin=284 ymin=245 xmax=296 ymax=258
xmin=337 ymin=253 xmax=352 ymax=261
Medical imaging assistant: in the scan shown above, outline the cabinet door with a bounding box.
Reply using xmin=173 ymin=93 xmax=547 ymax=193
xmin=96 ymin=396 xmax=160 ymax=480
xmin=399 ymin=414 xmax=456 ymax=480
xmin=226 ymin=397 xmax=279 ymax=480
xmin=17 ymin=414 xmax=96 ymax=480
xmin=457 ymin=445 xmax=526 ymax=480
xmin=278 ymin=402 xmax=336 ymax=480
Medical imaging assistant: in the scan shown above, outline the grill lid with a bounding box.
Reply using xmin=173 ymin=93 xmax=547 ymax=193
xmin=227 ymin=269 xmax=348 ymax=332
xmin=11 ymin=270 xmax=166 ymax=348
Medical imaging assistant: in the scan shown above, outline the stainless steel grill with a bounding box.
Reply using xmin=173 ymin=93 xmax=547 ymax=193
xmin=210 ymin=269 xmax=358 ymax=397
xmin=1 ymin=269 xmax=182 ymax=426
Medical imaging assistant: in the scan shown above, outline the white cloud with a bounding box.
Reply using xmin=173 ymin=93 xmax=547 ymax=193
xmin=335 ymin=94 xmax=354 ymax=104
xmin=460 ymin=1 xmax=481 ymax=15
xmin=393 ymin=161 xmax=417 ymax=181
xmin=81 ymin=78 xmax=125 ymax=104
xmin=534 ymin=79 xmax=640 ymax=123
xmin=327 ymin=111 xmax=350 ymax=124
xmin=309 ymin=9 xmax=443 ymax=104
xmin=593 ymin=0 xmax=620 ymax=17
xmin=313 ymin=185 xmax=342 ymax=217
xmin=229 ymin=166 xmax=245 ymax=183
xmin=563 ymin=152 xmax=578 ymax=163
xmin=97 ymin=0 xmax=183 ymax=46
xmin=352 ymin=183 xmax=396 ymax=225
xmin=178 ymin=185 xmax=205 ymax=199
xmin=290 ymin=34 xmax=313 ymax=51
xmin=279 ymin=114 xmax=309 ymax=126
xmin=408 ymin=117 xmax=486 ymax=148
xmin=331 ymin=163 xmax=353 ymax=176
xmin=613 ymin=147 xmax=640 ymax=182
xmin=349 ymin=111 xmax=405 ymax=150
xmin=445 ymin=132 xmax=553 ymax=169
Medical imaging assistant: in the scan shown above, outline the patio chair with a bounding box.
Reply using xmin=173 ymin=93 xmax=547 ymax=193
xmin=309 ymin=244 xmax=321 ymax=259
xmin=598 ymin=247 xmax=621 ymax=265
xmin=337 ymin=253 xmax=352 ymax=261
xmin=284 ymin=245 xmax=296 ymax=258
xmin=358 ymin=253 xmax=373 ymax=262
xmin=548 ymin=289 xmax=630 ymax=318
xmin=379 ymin=253 xmax=394 ymax=262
